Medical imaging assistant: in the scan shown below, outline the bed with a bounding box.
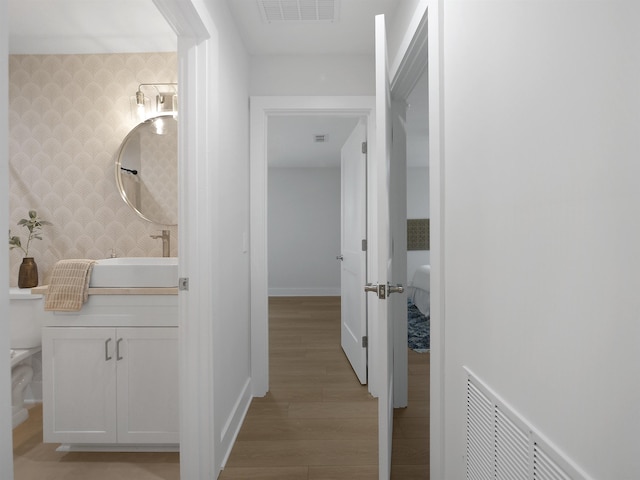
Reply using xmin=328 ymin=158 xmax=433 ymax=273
xmin=407 ymin=265 xmax=430 ymax=353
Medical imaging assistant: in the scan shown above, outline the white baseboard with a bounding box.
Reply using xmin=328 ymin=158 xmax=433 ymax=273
xmin=56 ymin=444 xmax=179 ymax=453
xmin=219 ymin=378 xmax=253 ymax=469
xmin=268 ymin=287 xmax=340 ymax=296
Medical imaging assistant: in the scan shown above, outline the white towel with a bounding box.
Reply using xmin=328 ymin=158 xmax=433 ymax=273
xmin=44 ymin=259 xmax=96 ymax=312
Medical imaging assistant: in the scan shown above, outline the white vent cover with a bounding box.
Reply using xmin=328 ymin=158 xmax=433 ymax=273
xmin=257 ymin=0 xmax=339 ymax=22
xmin=465 ymin=368 xmax=593 ymax=480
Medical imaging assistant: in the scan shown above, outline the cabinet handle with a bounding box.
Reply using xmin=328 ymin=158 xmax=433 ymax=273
xmin=116 ymin=338 xmax=123 ymax=361
xmin=105 ymin=338 xmax=112 ymax=361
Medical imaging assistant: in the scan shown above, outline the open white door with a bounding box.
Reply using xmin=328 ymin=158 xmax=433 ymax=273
xmin=390 ymin=100 xmax=408 ymax=409
xmin=340 ymin=119 xmax=368 ymax=384
xmin=368 ymin=13 xmax=406 ymax=479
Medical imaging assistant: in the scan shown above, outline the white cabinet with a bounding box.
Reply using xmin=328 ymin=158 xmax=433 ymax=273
xmin=43 ymin=326 xmax=178 ymax=446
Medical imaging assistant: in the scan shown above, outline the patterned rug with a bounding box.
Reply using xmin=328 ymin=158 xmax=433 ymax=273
xmin=408 ymin=299 xmax=430 ymax=353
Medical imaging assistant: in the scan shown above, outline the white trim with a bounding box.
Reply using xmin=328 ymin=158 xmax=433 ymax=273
xmin=55 ymin=444 xmax=179 ymax=453
xmin=427 ymin=2 xmax=444 ymax=479
xmin=268 ymin=288 xmax=341 ymax=297
xmin=390 ymin=6 xmax=429 ymax=101
xmin=389 ymin=0 xmax=430 ymax=81
xmin=153 ymin=1 xmax=219 ymax=478
xmin=219 ymin=378 xmax=252 ymax=469
xmin=0 ymin=0 xmax=12 ymax=476
xmin=153 ymin=0 xmax=210 ymax=39
xmin=177 ymin=33 xmax=218 ymax=478
xmin=388 ymin=3 xmax=443 ymax=479
xmin=250 ymin=96 xmax=376 ymax=397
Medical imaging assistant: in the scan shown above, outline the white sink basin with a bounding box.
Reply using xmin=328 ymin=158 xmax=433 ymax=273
xmin=90 ymin=257 xmax=178 ymax=288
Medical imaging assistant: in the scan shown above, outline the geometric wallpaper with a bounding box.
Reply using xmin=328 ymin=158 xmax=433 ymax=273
xmin=8 ymin=52 xmax=178 ymax=287
xmin=407 ymin=218 xmax=429 ymax=251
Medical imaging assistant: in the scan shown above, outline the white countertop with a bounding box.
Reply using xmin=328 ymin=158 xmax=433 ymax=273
xmin=32 ymin=286 xmax=178 ymax=295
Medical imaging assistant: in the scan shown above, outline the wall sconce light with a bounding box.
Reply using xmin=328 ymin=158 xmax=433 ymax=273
xmin=130 ymin=83 xmax=178 ymax=123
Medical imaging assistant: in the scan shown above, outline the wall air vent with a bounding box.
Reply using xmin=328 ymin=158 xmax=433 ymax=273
xmin=257 ymin=0 xmax=339 ymax=23
xmin=313 ymin=134 xmax=328 ymax=143
xmin=465 ymin=368 xmax=594 ymax=480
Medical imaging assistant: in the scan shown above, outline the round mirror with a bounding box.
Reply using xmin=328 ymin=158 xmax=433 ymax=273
xmin=115 ymin=114 xmax=178 ymax=225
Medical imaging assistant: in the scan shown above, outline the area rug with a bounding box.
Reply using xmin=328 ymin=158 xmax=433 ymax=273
xmin=408 ymin=299 xmax=430 ymax=353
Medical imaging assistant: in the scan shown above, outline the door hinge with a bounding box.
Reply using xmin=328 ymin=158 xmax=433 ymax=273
xmin=361 ymin=141 xmax=367 ymax=154
xmin=361 ymin=239 xmax=367 ymax=251
xmin=362 ymin=336 xmax=368 ymax=348
xmin=179 ymin=277 xmax=189 ymax=291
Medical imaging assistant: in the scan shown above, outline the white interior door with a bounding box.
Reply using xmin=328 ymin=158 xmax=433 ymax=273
xmin=373 ymin=13 xmax=400 ymax=479
xmin=390 ymin=100 xmax=408 ymax=409
xmin=340 ymin=119 xmax=368 ymax=384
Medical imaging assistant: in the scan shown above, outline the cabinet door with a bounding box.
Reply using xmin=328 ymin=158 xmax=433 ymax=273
xmin=43 ymin=327 xmax=117 ymax=444
xmin=116 ymin=327 xmax=179 ymax=444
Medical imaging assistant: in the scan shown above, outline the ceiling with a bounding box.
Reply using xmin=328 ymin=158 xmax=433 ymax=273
xmin=7 ymin=0 xmax=397 ymax=56
xmin=227 ymin=0 xmax=398 ymax=56
xmin=8 ymin=0 xmax=177 ymax=55
xmin=7 ymin=0 xmax=427 ymax=168
xmin=268 ymin=116 xmax=359 ymax=168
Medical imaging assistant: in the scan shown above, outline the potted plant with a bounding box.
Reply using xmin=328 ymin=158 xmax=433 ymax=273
xmin=9 ymin=210 xmax=52 ymax=288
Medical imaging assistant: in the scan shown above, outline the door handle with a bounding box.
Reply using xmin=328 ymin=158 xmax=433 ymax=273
xmin=364 ymin=283 xmax=386 ymax=299
xmin=364 ymin=283 xmax=378 ymax=293
xmin=388 ymin=284 xmax=404 ymax=295
xmin=365 ymin=283 xmax=404 ymax=298
xmin=336 ymin=255 xmax=344 ymax=261
xmin=105 ymin=338 xmax=112 ymax=361
xmin=116 ymin=338 xmax=123 ymax=361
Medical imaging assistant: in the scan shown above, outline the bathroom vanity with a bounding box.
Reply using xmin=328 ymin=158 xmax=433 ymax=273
xmin=37 ymin=288 xmax=178 ymax=451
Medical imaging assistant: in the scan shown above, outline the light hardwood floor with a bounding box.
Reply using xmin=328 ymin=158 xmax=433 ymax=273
xmin=13 ymin=296 xmax=428 ymax=479
xmin=12 ymin=404 xmax=179 ymax=479
xmin=219 ymin=296 xmax=429 ymax=479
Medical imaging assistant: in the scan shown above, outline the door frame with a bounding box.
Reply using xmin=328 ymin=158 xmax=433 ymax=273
xmin=1 ymin=1 xmax=216 ymax=478
xmin=388 ymin=3 xmax=445 ymax=478
xmin=377 ymin=3 xmax=443 ymax=477
xmin=249 ymin=96 xmax=377 ymax=396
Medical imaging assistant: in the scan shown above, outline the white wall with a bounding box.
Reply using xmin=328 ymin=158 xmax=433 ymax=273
xmin=0 ymin=0 xmax=15 ymax=477
xmin=250 ymin=55 xmax=374 ymax=95
xmin=442 ymin=2 xmax=640 ymax=479
xmin=407 ymin=166 xmax=429 ymax=283
xmin=200 ymin=0 xmax=251 ymax=474
xmin=268 ymin=167 xmax=341 ymax=296
xmin=249 ymin=53 xmax=375 ymax=301
xmin=388 ymin=0 xmax=428 ymax=79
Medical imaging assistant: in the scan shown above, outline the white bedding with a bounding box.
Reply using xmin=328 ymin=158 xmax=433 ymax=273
xmin=408 ymin=264 xmax=430 ymax=316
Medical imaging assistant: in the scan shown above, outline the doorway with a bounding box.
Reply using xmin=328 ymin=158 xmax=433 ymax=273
xmin=3 ymin=2 xmax=212 ymax=479
xmin=246 ymin=103 xmax=378 ymax=475
xmin=250 ymin=96 xmax=377 ymax=397
xmin=267 ymin=114 xmax=369 ymax=384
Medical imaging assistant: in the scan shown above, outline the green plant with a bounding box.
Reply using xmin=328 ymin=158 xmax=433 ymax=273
xmin=8 ymin=210 xmax=52 ymax=257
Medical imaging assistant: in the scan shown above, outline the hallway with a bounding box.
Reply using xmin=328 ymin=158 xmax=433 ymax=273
xmin=219 ymin=296 xmax=429 ymax=479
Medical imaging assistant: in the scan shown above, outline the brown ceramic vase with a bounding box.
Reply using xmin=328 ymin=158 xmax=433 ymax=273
xmin=18 ymin=257 xmax=38 ymax=288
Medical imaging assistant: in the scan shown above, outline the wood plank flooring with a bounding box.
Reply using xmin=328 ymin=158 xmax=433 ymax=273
xmin=12 ymin=405 xmax=179 ymax=479
xmin=219 ymin=296 xmax=429 ymax=480
xmin=12 ymin=296 xmax=428 ymax=479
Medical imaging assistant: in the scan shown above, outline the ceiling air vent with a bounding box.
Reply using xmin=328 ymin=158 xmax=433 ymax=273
xmin=258 ymin=0 xmax=339 ymax=23
xmin=314 ymin=134 xmax=329 ymax=143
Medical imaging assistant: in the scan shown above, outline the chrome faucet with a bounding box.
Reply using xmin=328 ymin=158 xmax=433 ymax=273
xmin=150 ymin=230 xmax=171 ymax=257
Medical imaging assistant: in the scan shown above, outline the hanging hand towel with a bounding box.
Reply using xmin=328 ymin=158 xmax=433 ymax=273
xmin=44 ymin=259 xmax=96 ymax=312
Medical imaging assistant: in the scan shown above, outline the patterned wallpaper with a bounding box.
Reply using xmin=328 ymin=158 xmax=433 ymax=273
xmin=8 ymin=52 xmax=178 ymax=287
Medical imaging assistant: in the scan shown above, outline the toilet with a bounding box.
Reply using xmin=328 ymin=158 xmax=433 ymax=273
xmin=9 ymin=287 xmax=44 ymax=428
